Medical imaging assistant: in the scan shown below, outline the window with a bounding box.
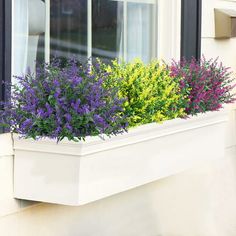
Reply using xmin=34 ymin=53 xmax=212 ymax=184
xmin=12 ymin=0 xmax=157 ymax=75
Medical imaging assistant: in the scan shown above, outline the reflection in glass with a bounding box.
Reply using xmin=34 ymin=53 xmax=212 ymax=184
xmin=92 ymin=0 xmax=123 ymax=62
xmin=28 ymin=0 xmax=46 ymax=68
xmin=50 ymin=0 xmax=87 ymax=62
xmin=92 ymin=0 xmax=155 ymax=63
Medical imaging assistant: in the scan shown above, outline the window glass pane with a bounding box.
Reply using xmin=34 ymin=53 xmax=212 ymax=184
xmin=29 ymin=0 xmax=46 ymax=66
xmin=92 ymin=0 xmax=123 ymax=62
xmin=12 ymin=0 xmax=156 ymax=77
xmin=50 ymin=0 xmax=87 ymax=62
xmin=127 ymin=2 xmax=155 ymax=63
xmin=13 ymin=0 xmax=46 ymax=76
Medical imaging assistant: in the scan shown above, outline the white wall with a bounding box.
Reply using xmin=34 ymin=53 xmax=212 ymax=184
xmin=202 ymin=0 xmax=236 ymax=148
xmin=1 ymin=0 xmax=236 ymax=235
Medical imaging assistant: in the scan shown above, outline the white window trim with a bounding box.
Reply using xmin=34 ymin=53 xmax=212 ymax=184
xmin=87 ymin=0 xmax=92 ymax=59
xmin=45 ymin=0 xmax=50 ymax=63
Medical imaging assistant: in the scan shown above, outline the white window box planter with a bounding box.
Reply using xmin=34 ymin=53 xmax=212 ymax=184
xmin=13 ymin=110 xmax=227 ymax=206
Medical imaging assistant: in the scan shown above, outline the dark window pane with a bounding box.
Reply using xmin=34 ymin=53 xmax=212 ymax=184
xmin=36 ymin=35 xmax=45 ymax=63
xmin=50 ymin=0 xmax=87 ymax=63
xmin=92 ymin=0 xmax=123 ymax=62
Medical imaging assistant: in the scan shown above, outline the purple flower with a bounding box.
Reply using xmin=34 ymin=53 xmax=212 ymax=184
xmin=71 ymin=99 xmax=81 ymax=113
xmin=71 ymin=76 xmax=82 ymax=87
xmin=65 ymin=113 xmax=72 ymax=122
xmin=65 ymin=123 xmax=72 ymax=132
xmin=93 ymin=114 xmax=105 ymax=126
xmin=37 ymin=108 xmax=46 ymax=118
xmin=22 ymin=119 xmax=33 ymax=129
xmin=0 ymin=57 xmax=127 ymax=141
xmin=53 ymin=79 xmax=60 ymax=87
xmin=45 ymin=103 xmax=53 ymax=116
xmin=81 ymin=105 xmax=90 ymax=114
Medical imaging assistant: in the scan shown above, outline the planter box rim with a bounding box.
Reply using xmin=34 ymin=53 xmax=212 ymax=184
xmin=13 ymin=110 xmax=228 ymax=157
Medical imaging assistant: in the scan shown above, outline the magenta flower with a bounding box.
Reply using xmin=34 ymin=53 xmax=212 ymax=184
xmin=170 ymin=57 xmax=236 ymax=115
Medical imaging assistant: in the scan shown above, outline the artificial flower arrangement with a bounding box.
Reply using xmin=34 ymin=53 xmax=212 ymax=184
xmin=0 ymin=57 xmax=235 ymax=142
xmin=9 ymin=56 xmax=235 ymax=206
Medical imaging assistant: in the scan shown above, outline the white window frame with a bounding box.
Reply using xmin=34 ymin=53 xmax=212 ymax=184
xmin=45 ymin=0 xmax=50 ymax=63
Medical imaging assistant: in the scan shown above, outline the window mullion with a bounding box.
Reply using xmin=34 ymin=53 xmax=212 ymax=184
xmin=152 ymin=0 xmax=157 ymax=59
xmin=87 ymin=0 xmax=92 ymax=60
xmin=123 ymin=0 xmax=127 ymax=61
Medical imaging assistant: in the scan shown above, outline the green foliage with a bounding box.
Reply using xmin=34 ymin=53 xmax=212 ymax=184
xmin=103 ymin=59 xmax=189 ymax=127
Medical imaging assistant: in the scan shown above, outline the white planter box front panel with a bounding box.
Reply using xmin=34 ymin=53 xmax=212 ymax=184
xmin=13 ymin=111 xmax=227 ymax=206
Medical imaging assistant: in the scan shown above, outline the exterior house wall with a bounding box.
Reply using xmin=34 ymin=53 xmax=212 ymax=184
xmin=1 ymin=0 xmax=236 ymax=236
xmin=1 ymin=137 xmax=236 ymax=236
xmin=202 ymin=0 xmax=236 ymax=148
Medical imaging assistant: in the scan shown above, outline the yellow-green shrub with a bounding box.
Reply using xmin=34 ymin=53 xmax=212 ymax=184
xmin=103 ymin=59 xmax=188 ymax=127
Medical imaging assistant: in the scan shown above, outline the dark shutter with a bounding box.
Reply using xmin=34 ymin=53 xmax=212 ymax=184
xmin=0 ymin=0 xmax=12 ymax=133
xmin=181 ymin=0 xmax=202 ymax=60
